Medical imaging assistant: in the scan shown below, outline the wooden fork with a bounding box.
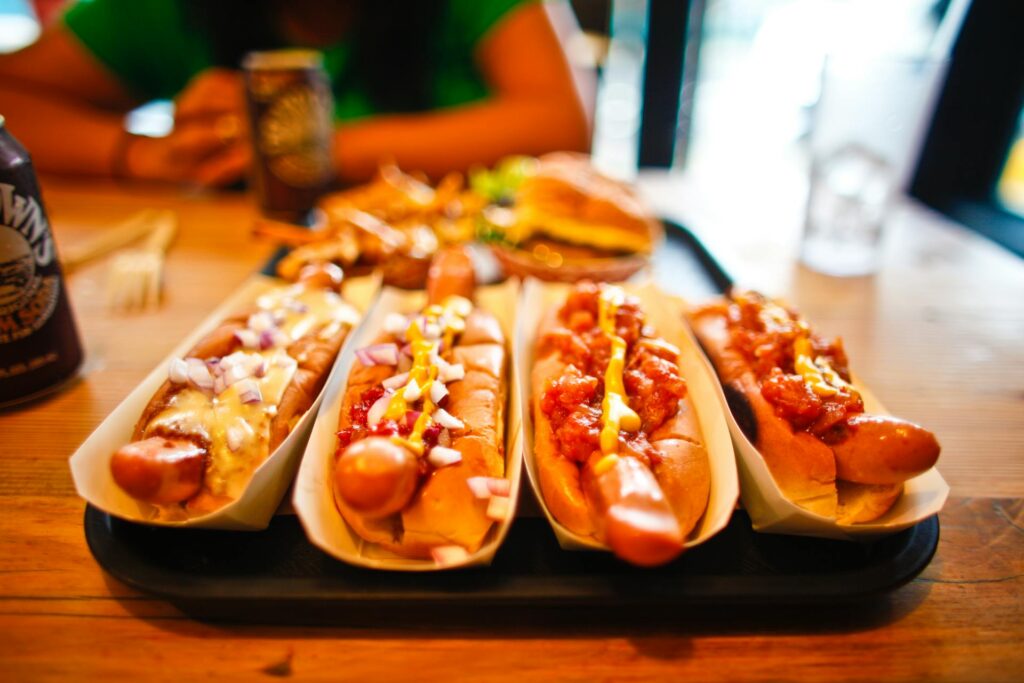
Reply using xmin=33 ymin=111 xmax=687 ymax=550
xmin=106 ymin=210 xmax=178 ymax=311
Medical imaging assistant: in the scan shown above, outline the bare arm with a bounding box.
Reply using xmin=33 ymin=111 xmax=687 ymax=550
xmin=333 ymin=2 xmax=593 ymax=182
xmin=0 ymin=25 xmax=248 ymax=186
xmin=0 ymin=24 xmax=137 ymax=176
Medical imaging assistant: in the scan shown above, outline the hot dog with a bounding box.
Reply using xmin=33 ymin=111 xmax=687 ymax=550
xmin=110 ymin=264 xmax=360 ymax=519
xmin=531 ymin=282 xmax=711 ymax=566
xmin=332 ymin=247 xmax=509 ymax=561
xmin=687 ymin=291 xmax=940 ymax=523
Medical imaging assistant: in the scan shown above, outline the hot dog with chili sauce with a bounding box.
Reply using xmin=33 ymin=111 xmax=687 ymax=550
xmin=687 ymin=291 xmax=940 ymax=522
xmin=531 ymin=282 xmax=711 ymax=566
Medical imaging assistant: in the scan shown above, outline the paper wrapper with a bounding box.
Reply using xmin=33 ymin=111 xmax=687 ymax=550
xmin=721 ymin=376 xmax=949 ymax=541
xmin=293 ymin=279 xmax=523 ymax=570
xmin=69 ymin=274 xmax=379 ymax=530
xmin=516 ymin=278 xmax=739 ymax=553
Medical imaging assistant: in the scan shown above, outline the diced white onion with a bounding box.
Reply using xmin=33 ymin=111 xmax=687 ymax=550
xmin=430 ymin=545 xmax=469 ymax=567
xmin=486 ymin=478 xmax=511 ymax=497
xmin=383 ymin=313 xmax=409 ymax=336
xmin=366 ymin=394 xmax=391 ymax=426
xmin=382 ymin=372 xmax=409 ymax=390
xmin=466 ymin=477 xmax=493 ymax=499
xmin=226 ymin=425 xmax=245 ymax=452
xmin=486 ymin=494 xmax=511 ymax=522
xmin=212 ymin=375 xmax=226 ymax=396
xmin=438 ymin=362 xmax=464 ymax=383
xmin=356 ymin=343 xmax=400 ymax=366
xmin=432 ymin=408 xmax=463 ymax=430
xmin=234 ymin=329 xmax=259 ymax=349
xmin=403 ymin=380 xmax=422 ymax=402
xmin=422 ymin=322 xmax=442 ymax=340
xmin=168 ymin=358 xmax=189 ymax=384
xmin=429 ymin=381 xmax=448 ymax=404
xmin=247 ymin=311 xmax=275 ymax=333
xmin=224 ymin=362 xmax=249 ymax=386
xmin=444 ymin=295 xmax=473 ymax=318
xmin=272 ymin=329 xmax=291 ymax=347
xmin=428 ymin=446 xmax=462 ymax=468
xmin=236 ymin=378 xmax=262 ymax=404
xmin=187 ymin=358 xmax=214 ymax=390
xmin=466 ymin=476 xmax=509 ymax=499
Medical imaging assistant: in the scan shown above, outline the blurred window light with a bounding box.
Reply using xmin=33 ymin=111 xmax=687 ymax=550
xmin=125 ymin=100 xmax=175 ymax=138
xmin=0 ymin=0 xmax=40 ymax=53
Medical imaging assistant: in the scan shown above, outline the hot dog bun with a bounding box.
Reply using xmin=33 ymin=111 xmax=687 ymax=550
xmin=688 ymin=292 xmax=940 ymax=523
xmin=531 ymin=282 xmax=710 ymax=566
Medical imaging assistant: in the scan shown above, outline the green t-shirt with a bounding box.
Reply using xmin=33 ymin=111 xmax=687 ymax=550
xmin=63 ymin=0 xmax=528 ymax=121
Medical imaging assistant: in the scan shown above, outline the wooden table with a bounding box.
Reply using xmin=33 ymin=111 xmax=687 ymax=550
xmin=1 ymin=176 xmax=1021 ymax=681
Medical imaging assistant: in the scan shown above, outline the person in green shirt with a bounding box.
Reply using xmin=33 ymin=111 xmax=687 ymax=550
xmin=0 ymin=0 xmax=591 ymax=185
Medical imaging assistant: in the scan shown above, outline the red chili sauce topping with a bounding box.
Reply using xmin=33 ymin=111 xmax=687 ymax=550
xmin=722 ymin=292 xmax=863 ymax=439
xmin=538 ymin=282 xmax=688 ymax=466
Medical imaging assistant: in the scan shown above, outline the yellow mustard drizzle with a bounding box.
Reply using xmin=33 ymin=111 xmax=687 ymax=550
xmin=792 ymin=336 xmax=854 ymax=398
xmin=382 ymin=296 xmax=471 ymax=456
xmin=597 ymin=286 xmax=641 ymax=456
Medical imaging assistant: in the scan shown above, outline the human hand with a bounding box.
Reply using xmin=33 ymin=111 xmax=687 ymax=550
xmin=122 ymin=69 xmax=252 ymax=187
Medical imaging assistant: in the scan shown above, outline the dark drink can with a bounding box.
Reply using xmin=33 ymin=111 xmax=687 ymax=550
xmin=0 ymin=116 xmax=84 ymax=407
xmin=243 ymin=49 xmax=335 ymax=220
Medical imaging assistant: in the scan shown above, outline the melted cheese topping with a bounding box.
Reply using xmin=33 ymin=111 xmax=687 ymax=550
xmin=147 ymin=350 xmax=297 ymax=498
xmin=597 ymin=285 xmax=641 ymax=455
xmin=147 ymin=284 xmax=357 ymax=497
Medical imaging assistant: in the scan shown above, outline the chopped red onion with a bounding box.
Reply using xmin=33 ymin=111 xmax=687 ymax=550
xmin=404 ymin=410 xmax=422 ymax=431
xmin=366 ymin=394 xmax=391 ymax=426
xmin=429 ymin=381 xmax=448 ymax=404
xmin=213 ymin=375 xmax=226 ymax=396
xmin=258 ymin=329 xmax=276 ymax=350
xmin=399 ymin=343 xmax=413 ymax=357
xmin=253 ymin=360 xmax=267 ymax=378
xmin=356 ymin=343 xmax=400 ymax=366
xmin=430 ymin=545 xmax=469 ymax=567
xmin=286 ymin=300 xmax=309 ymax=314
xmin=428 ymin=446 xmax=462 ymax=468
xmin=432 ymin=408 xmax=463 ymax=430
xmin=485 ymin=494 xmax=511 ymax=522
xmin=382 ymin=372 xmax=409 ymax=390
xmin=168 ymin=358 xmax=189 ymax=384
xmin=236 ymin=378 xmax=263 ymax=404
xmin=234 ymin=329 xmax=259 ymax=349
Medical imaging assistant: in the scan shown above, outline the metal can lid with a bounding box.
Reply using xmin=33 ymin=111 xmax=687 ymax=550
xmin=243 ymin=49 xmax=324 ymax=72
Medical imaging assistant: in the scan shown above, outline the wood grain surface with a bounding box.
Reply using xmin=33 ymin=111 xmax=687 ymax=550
xmin=0 ymin=177 xmax=1021 ymax=681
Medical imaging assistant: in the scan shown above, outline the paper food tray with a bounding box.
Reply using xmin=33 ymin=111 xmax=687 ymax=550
xmin=69 ymin=274 xmax=378 ymax=530
xmin=515 ymin=278 xmax=739 ymax=553
xmin=293 ymin=279 xmax=524 ymax=570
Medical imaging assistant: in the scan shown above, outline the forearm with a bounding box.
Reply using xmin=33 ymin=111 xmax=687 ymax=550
xmin=0 ymin=85 xmax=124 ymax=177
xmin=333 ymin=95 xmax=589 ymax=182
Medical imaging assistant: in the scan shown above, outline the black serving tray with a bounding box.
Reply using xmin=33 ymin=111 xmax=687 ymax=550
xmin=83 ymin=219 xmax=941 ymax=621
